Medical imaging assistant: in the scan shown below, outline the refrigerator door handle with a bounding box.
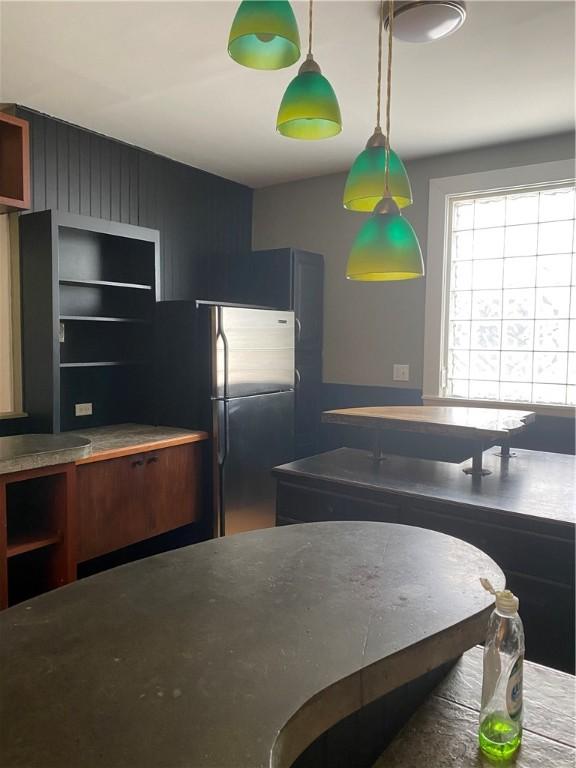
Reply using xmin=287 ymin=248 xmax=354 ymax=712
xmin=295 ymin=317 xmax=302 ymax=343
xmin=220 ymin=332 xmax=230 ymax=401
xmin=217 ymin=399 xmax=229 ymax=467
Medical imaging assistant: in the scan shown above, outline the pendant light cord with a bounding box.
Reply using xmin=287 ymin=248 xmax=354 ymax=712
xmin=376 ymin=0 xmax=384 ymax=129
xmin=308 ymin=0 xmax=314 ymax=55
xmin=385 ymin=0 xmax=394 ymax=194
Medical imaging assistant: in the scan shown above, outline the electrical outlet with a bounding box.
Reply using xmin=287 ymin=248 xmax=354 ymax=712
xmin=393 ymin=364 xmax=410 ymax=382
xmin=59 ymin=322 xmax=65 ymax=343
xmin=75 ymin=402 xmax=93 ymax=417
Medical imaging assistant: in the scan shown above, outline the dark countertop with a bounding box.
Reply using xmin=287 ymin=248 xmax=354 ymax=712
xmin=274 ymin=447 xmax=575 ymax=528
xmin=0 ymin=433 xmax=91 ymax=475
xmin=375 ymin=645 xmax=575 ymax=767
xmin=0 ymin=522 xmax=503 ymax=768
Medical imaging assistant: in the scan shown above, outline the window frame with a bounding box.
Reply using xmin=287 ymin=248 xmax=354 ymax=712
xmin=423 ymin=159 xmax=576 ymax=417
xmin=0 ymin=213 xmax=25 ymax=419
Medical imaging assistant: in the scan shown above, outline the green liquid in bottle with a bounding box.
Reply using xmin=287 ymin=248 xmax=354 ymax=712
xmin=479 ymin=712 xmax=522 ymax=760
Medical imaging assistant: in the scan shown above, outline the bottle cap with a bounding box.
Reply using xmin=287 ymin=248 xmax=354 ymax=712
xmin=480 ymin=578 xmax=519 ymax=616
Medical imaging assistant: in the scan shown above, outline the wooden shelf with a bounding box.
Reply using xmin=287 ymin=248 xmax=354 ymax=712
xmin=7 ymin=531 xmax=61 ymax=559
xmin=59 ymin=278 xmax=152 ymax=291
xmin=60 ymin=361 xmax=147 ymax=368
xmin=60 ymin=316 xmax=149 ymax=324
xmin=0 ymin=111 xmax=30 ymax=213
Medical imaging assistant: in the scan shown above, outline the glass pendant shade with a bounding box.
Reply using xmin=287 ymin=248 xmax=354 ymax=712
xmin=277 ymin=56 xmax=342 ymax=140
xmin=228 ymin=1 xmax=301 ymax=70
xmin=343 ymin=142 xmax=412 ymax=211
xmin=346 ymin=199 xmax=424 ymax=281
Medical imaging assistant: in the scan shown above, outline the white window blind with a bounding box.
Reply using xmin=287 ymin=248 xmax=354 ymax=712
xmin=445 ymin=184 xmax=576 ymax=407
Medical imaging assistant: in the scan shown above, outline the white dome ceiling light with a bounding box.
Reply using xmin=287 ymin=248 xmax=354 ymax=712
xmin=384 ymin=1 xmax=467 ymax=43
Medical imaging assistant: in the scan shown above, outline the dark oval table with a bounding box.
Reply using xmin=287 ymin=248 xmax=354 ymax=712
xmin=0 ymin=522 xmax=504 ymax=768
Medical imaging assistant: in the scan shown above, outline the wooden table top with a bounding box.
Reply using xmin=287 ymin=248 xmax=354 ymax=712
xmin=322 ymin=406 xmax=535 ymax=441
xmin=0 ymin=523 xmax=503 ymax=768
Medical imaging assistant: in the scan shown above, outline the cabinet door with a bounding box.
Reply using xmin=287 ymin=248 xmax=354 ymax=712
xmin=293 ymin=250 xmax=324 ymax=352
xmin=77 ymin=453 xmax=151 ymax=562
xmin=295 ymin=353 xmax=322 ymax=458
xmin=146 ymin=443 xmax=202 ymax=536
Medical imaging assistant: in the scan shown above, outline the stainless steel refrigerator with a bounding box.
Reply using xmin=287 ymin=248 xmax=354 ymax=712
xmin=155 ymin=301 xmax=295 ymax=537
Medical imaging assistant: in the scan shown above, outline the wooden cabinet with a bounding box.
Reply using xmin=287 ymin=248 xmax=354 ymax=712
xmin=77 ymin=443 xmax=202 ymax=562
xmin=0 ymin=464 xmax=76 ymax=608
xmin=0 ymin=111 xmax=30 ymax=213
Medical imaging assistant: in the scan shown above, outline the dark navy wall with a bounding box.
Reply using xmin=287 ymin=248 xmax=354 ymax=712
xmin=2 ymin=106 xmax=253 ymax=435
xmin=16 ymin=106 xmax=253 ymax=300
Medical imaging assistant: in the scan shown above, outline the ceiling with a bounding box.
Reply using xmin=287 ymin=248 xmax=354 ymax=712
xmin=1 ymin=1 xmax=574 ymax=188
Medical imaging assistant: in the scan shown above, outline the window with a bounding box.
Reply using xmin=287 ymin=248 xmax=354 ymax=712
xmin=0 ymin=214 xmax=23 ymax=417
xmin=447 ymin=185 xmax=575 ymax=406
xmin=423 ymin=160 xmax=576 ymax=415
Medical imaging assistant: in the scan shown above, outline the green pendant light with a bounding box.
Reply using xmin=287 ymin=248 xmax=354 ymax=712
xmin=343 ymin=130 xmax=412 ymax=211
xmin=347 ymin=196 xmax=423 ymax=280
xmin=343 ymin=1 xmax=412 ymax=211
xmin=228 ymin=1 xmax=301 ymax=70
xmin=276 ymin=0 xmax=342 ymax=140
xmin=346 ymin=0 xmax=424 ymax=282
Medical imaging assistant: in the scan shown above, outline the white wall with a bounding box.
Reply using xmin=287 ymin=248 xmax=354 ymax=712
xmin=253 ymin=132 xmax=575 ymax=389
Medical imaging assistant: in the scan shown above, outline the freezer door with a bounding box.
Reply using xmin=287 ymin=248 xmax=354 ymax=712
xmin=215 ymin=307 xmax=294 ymax=398
xmin=218 ymin=390 xmax=294 ymax=536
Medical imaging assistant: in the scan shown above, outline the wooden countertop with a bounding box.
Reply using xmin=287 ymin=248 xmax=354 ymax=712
xmin=0 ymin=522 xmax=503 ymax=768
xmin=70 ymin=423 xmax=208 ymax=464
xmin=323 ymin=406 xmax=535 ymax=441
xmin=375 ymin=645 xmax=575 ymax=766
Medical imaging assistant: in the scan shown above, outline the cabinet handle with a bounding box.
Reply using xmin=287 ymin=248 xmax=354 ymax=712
xmin=147 ymin=456 xmax=159 ymax=464
xmin=295 ymin=368 xmax=301 ymax=387
xmin=132 ymin=459 xmax=144 ymax=467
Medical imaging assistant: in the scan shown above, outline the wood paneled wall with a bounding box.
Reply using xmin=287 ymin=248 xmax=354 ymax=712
xmin=16 ymin=106 xmax=253 ymax=301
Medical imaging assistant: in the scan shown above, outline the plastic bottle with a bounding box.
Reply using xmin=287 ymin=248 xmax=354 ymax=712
xmin=478 ymin=578 xmax=525 ymax=760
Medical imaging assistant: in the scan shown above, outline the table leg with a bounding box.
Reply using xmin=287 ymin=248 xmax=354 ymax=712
xmin=494 ymin=441 xmax=516 ymax=459
xmin=463 ymin=444 xmax=491 ymax=476
xmin=371 ymin=431 xmax=386 ymax=463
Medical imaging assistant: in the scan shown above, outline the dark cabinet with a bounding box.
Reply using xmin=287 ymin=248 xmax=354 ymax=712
xmin=19 ymin=211 xmax=159 ymax=432
xmin=275 ymin=474 xmax=575 ymax=673
xmin=222 ymin=247 xmax=324 ymax=458
xmin=293 ymin=251 xmax=324 ymax=352
xmin=295 ymin=353 xmax=322 ymax=458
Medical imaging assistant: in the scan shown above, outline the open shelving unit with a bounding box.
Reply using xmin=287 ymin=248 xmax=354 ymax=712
xmin=19 ymin=211 xmax=160 ymax=432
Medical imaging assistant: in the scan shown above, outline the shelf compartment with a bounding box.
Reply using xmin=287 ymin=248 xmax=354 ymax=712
xmin=59 ymin=283 xmax=152 ymax=321
xmin=60 ymin=316 xmax=150 ymax=324
xmin=59 ymin=278 xmax=152 ymax=291
xmin=58 ymin=227 xmax=156 ymax=288
xmin=60 ymin=363 xmax=153 ymax=431
xmin=7 ymin=532 xmax=62 ymax=558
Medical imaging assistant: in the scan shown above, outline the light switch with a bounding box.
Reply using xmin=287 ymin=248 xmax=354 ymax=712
xmin=75 ymin=402 xmax=93 ymax=416
xmin=393 ymin=364 xmax=410 ymax=382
